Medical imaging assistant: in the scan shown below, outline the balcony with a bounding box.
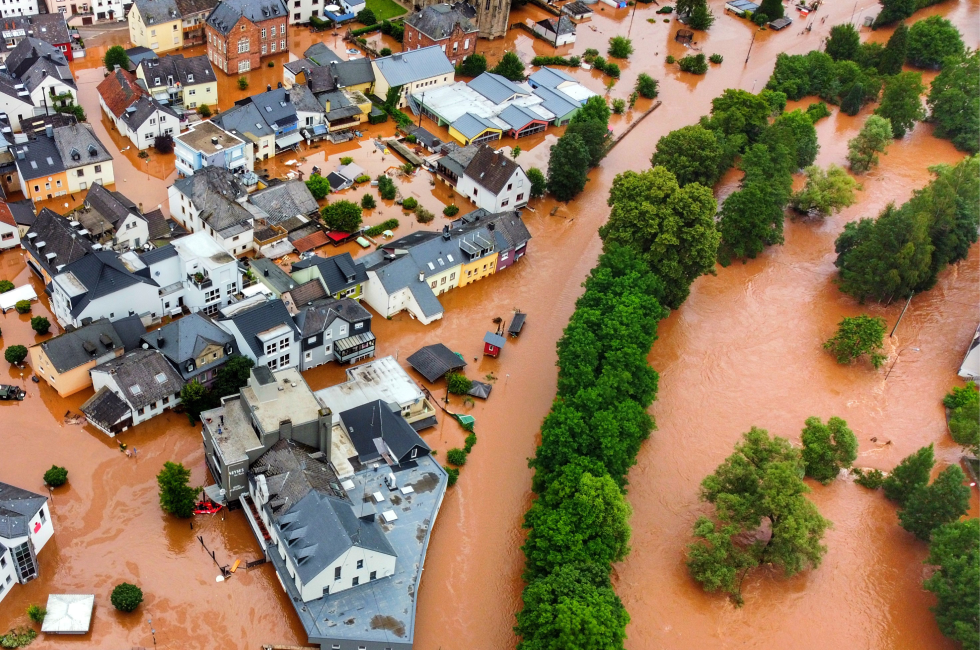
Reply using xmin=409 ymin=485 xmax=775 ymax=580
xmin=334 ymin=331 xmax=376 ymax=364
xmin=187 ymin=273 xmax=212 ymax=289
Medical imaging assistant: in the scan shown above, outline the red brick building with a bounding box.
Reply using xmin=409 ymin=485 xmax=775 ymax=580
xmin=205 ymin=0 xmax=288 ymax=75
xmin=403 ymin=3 xmax=478 ymax=68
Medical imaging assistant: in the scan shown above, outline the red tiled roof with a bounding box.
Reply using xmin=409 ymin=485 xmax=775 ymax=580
xmin=97 ymin=68 xmax=148 ymax=118
xmin=293 ymin=231 xmax=329 ymax=253
xmin=0 ymin=202 xmax=15 ymax=229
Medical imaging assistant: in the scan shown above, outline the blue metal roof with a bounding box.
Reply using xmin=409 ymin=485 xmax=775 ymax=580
xmin=374 ymin=46 xmax=455 ymax=87
xmin=467 ymin=72 xmax=528 ymax=104
xmin=528 ymin=67 xmax=576 ymax=89
xmin=451 ymin=112 xmax=499 ymax=139
xmin=496 ymin=104 xmax=543 ymax=130
xmin=531 ymin=85 xmax=579 ymax=120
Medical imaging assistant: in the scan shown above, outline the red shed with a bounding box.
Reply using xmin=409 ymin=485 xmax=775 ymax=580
xmin=483 ymin=332 xmax=506 ymax=358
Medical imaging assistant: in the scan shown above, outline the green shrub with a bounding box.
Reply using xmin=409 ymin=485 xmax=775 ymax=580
xmin=5 ymin=345 xmax=27 ymax=365
xmin=380 ymin=47 xmax=392 ymax=56
xmin=26 ymin=605 xmax=45 ymax=624
xmin=463 ymin=433 xmax=477 ymax=453
xmin=709 ymin=53 xmax=723 ymax=64
xmin=854 ymin=468 xmax=885 ymax=489
xmin=355 ymin=174 xmax=371 ymax=183
xmin=445 ymin=467 xmax=460 ymax=486
xmin=198 ymin=104 xmax=212 ymax=118
xmin=443 ymin=204 xmax=459 ymax=217
xmin=604 ymin=62 xmax=621 ymax=78
xmin=30 ymin=316 xmax=49 ymax=334
xmin=110 ymin=583 xmax=143 ymax=612
xmin=752 ymin=11 xmax=768 ymax=25
xmin=666 ymin=54 xmax=676 ymax=64
xmin=363 ymin=219 xmax=399 ymax=237
xmin=656 ymin=4 xmax=673 ymax=12
xmin=306 ymin=173 xmax=331 ymax=200
xmin=14 ymin=300 xmax=31 ymax=314
xmin=401 ymin=197 xmax=418 ymax=210
xmin=43 ymin=465 xmax=68 ymax=487
xmin=237 ymin=76 xmax=248 ymax=90
xmin=608 ymin=36 xmax=633 ymax=59
xmin=530 ymin=55 xmax=581 ymax=67
xmin=824 ymin=315 xmax=887 ymax=368
xmin=635 ymin=73 xmax=659 ymax=98
xmin=356 ymin=7 xmax=377 ymax=24
xmin=944 ymin=383 xmax=978 ymax=409
xmin=267 ymin=61 xmax=274 ymax=67
xmin=446 ymin=448 xmax=467 ymax=466
xmin=0 ymin=280 xmax=13 ymax=293
xmin=415 ymin=206 xmax=435 ymax=223
xmin=405 ymin=134 xmax=417 ymax=143
xmin=612 ymin=98 xmax=626 ymax=114
xmin=678 ymin=53 xmax=708 ymax=74
xmin=377 ymin=175 xmax=397 ymax=200
xmin=340 ymin=156 xmax=354 ymax=165
xmin=806 ymin=102 xmax=832 ymax=122
xmin=447 ymin=372 xmax=473 ymax=395
xmin=360 ymin=194 xmax=376 ymax=210
xmin=0 ymin=627 xmax=37 ymax=647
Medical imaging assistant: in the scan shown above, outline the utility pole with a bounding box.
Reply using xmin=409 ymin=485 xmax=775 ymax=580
xmin=744 ymin=30 xmax=757 ymax=64
xmin=890 ymin=293 xmax=914 ymax=337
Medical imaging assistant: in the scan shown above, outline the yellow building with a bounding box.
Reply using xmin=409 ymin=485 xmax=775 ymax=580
xmin=448 ymin=114 xmax=502 ymax=146
xmin=457 ymin=250 xmax=498 ymax=288
xmin=129 ymin=0 xmax=183 ymax=53
xmin=29 ymin=320 xmax=125 ymax=397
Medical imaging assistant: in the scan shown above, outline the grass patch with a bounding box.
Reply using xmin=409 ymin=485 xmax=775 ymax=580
xmin=365 ymin=0 xmax=405 ymax=21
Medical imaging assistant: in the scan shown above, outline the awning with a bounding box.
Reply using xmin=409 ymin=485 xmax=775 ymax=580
xmin=336 ymin=331 xmax=376 ymax=353
xmin=276 ymin=132 xmax=304 ymax=149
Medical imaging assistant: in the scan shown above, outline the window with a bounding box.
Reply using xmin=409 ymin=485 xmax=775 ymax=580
xmin=270 ymin=41 xmax=276 ymax=52
xmin=137 ymin=407 xmax=146 ymax=415
xmin=507 ymin=183 xmax=512 ymax=190
xmin=354 ymin=322 xmax=363 ymax=330
xmin=430 ymin=281 xmax=436 ymax=288
xmin=501 ymin=199 xmax=509 ymax=207
xmin=334 ymin=567 xmax=341 ymax=579
xmin=77 ymin=169 xmax=84 ymax=177
xmin=95 ymin=164 xmax=102 ymax=173
xmin=516 ymin=193 xmax=524 ymax=201
xmin=440 ymin=276 xmax=446 ymax=285
xmin=261 ymin=44 xmax=267 ymax=54
xmin=238 ymin=38 xmax=249 ymax=53
xmin=163 ymin=395 xmax=169 ymax=405
xmin=464 ymin=38 xmax=469 ymax=48
xmin=356 ymin=559 xmax=363 ymax=569
xmin=56 ymin=180 xmax=62 ymax=188
xmin=280 ymin=24 xmax=286 ymax=34
xmin=294 ymin=0 xmax=299 ymax=6
xmin=189 ymin=89 xmax=196 ymax=96
xmin=294 ymin=12 xmax=300 ymax=19
xmin=370 ymin=570 xmax=377 ymax=580
xmin=204 ymin=288 xmax=220 ymax=302
xmin=473 ymin=188 xmax=478 ymax=196
xmin=280 ymin=39 xmax=286 ymax=49
xmin=261 ymin=28 xmax=266 ymax=38
xmin=450 ymin=272 xmax=455 ymax=280
xmin=238 ymin=59 xmax=251 ymax=72
xmin=352 ymin=577 xmax=359 ymax=586
xmin=38 ymin=508 xmax=46 ymax=524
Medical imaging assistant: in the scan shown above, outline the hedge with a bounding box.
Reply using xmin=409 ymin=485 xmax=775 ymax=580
xmin=364 ymin=219 xmax=399 ymax=237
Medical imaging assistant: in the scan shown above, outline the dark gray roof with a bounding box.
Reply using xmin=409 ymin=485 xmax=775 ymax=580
xmin=463 ymin=145 xmax=522 ymax=194
xmin=8 ymin=199 xmax=35 ymax=227
xmin=468 ymin=72 xmax=528 ymax=104
xmin=330 ymin=58 xmax=374 ymax=88
xmin=562 ymin=0 xmax=593 ymax=15
xmin=439 ymin=142 xmax=479 ymax=177
xmin=451 ymin=112 xmax=499 ymax=139
xmin=406 ymin=343 xmax=466 ymax=382
xmin=2 ymin=14 xmax=71 ymax=48
xmin=467 ymin=379 xmax=492 ymax=399
xmin=124 ymin=46 xmax=158 ymax=69
xmin=133 ymin=0 xmax=180 ymax=25
xmin=37 ymin=317 xmax=123 ymax=373
xmin=53 ymin=124 xmax=113 ymax=169
xmin=145 ymin=209 xmax=189 ymax=242
xmin=0 ymin=71 xmax=33 ymax=106
xmin=212 ymin=102 xmax=275 ymax=142
xmin=239 ymin=87 xmax=298 ymax=131
xmin=339 ymin=399 xmax=430 ymax=464
xmin=171 ymin=167 xmax=252 ymax=237
xmin=139 ymin=242 xmax=179 ymax=266
xmin=536 ymin=15 xmax=576 ymax=35
xmin=79 ymin=385 xmax=130 ymax=428
xmin=141 ymin=312 xmax=236 ymax=381
xmin=110 ymin=314 xmax=148 ymax=352
xmin=373 ymin=46 xmax=454 ymax=87
xmin=303 ymin=42 xmax=341 ymax=65
xmin=404 ymin=2 xmax=477 ymax=40
xmin=284 ymin=58 xmax=316 ymax=75
xmin=531 ymin=84 xmax=578 ymax=119
xmin=57 ymin=251 xmax=158 ymax=318
xmin=216 ymin=298 xmax=298 ymax=357
xmin=4 ymin=38 xmax=73 ymax=93
xmin=248 ymin=179 xmax=318 ymax=225
xmin=291 ymin=252 xmax=366 ymax=295
xmin=122 ymin=95 xmax=178 ymax=130
xmin=175 ymin=0 xmax=220 ymax=16
xmin=497 ymin=104 xmax=543 ymax=131
xmin=138 ymin=53 xmax=216 ymax=88
xmin=289 ymin=83 xmax=323 ymax=114
xmin=22 ymin=208 xmax=94 ymax=275
xmin=0 ymin=482 xmax=47 ymax=539
xmin=83 ymin=182 xmax=139 ymax=229
xmin=91 ymin=348 xmax=185 ymax=409
xmin=304 ymin=65 xmax=337 ymax=94
xmin=206 ymin=0 xmax=286 ymax=35
xmin=292 ymin=297 xmax=370 ymax=337
xmin=248 ymin=257 xmax=294 ymax=294
xmin=409 ymin=126 xmax=441 ymax=150
xmin=15 ymin=134 xmax=65 ymax=180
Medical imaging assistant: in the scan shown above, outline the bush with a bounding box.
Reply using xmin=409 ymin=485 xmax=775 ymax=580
xmin=321 ymin=200 xmax=363 ymax=233
xmin=678 ymin=54 xmax=708 ymax=74
xmin=530 ymin=55 xmax=581 ymax=67
xmin=806 ymin=102 xmax=831 ymax=122
xmin=459 ymin=53 xmax=488 ymax=77
xmin=446 ymin=448 xmax=467 ymax=466
xmin=110 ymin=583 xmax=143 ymax=613
xmin=154 ymin=134 xmax=174 ymax=154
xmin=0 ymin=280 xmax=12 ymax=293
xmin=709 ymin=53 xmax=723 ymax=64
xmin=608 ymin=36 xmax=633 ymax=59
xmin=305 ymin=173 xmax=331 ymax=200
xmin=103 ymin=45 xmax=129 ymax=71
xmin=43 ymin=465 xmax=68 ymax=487
xmin=612 ymin=98 xmax=626 ymax=114
xmin=945 ymin=383 xmax=979 ymax=457
xmin=0 ymin=628 xmax=37 ymax=647
xmin=445 ymin=467 xmax=460 ymax=486
xmin=401 ymin=197 xmax=418 ymax=210
xmin=752 ymin=11 xmax=768 ymax=25
xmin=415 ymin=206 xmax=435 ymax=223
xmin=267 ymin=61 xmax=274 ymax=67
xmin=443 ymin=204 xmax=459 ymax=217
xmin=790 ymin=164 xmax=859 ymax=216
xmin=824 ymin=315 xmax=887 ymax=368
xmin=853 ymin=468 xmax=886 ymax=489
xmin=26 ymin=605 xmax=45 ymax=624
xmin=363 ymin=219 xmax=399 ymax=237
xmin=356 ymin=7 xmax=377 ymax=24
xmin=5 ymin=345 xmax=27 ymax=365
xmin=401 ymin=162 xmax=414 ymax=174
xmin=360 ymin=194 xmax=376 ymax=209
xmin=237 ymin=76 xmax=248 ymax=90
xmin=927 ymin=50 xmax=979 ymax=154
xmin=340 ymin=156 xmax=354 ymax=165
xmin=464 ymin=433 xmax=477 ymax=453
xmin=447 ymin=372 xmax=473 ymax=395
xmin=377 ymin=175 xmax=397 ymax=200
xmin=14 ymin=300 xmax=31 ymax=314
xmin=635 ymin=73 xmax=658 ymax=98
xmin=198 ymin=104 xmax=212 ymax=118
xmin=665 ymin=54 xmax=676 ymax=64
xmin=30 ymin=316 xmax=50 ymax=334
xmin=355 ymin=174 xmax=371 ymax=183
xmin=688 ymin=1 xmax=715 ymax=29
xmin=604 ymin=62 xmax=621 ymax=78
xmin=847 ymin=115 xmax=893 ymax=173
xmin=491 ymin=51 xmax=525 ymax=82
xmin=380 ymin=47 xmax=392 ymax=56
xmin=405 ymin=134 xmax=417 ymax=144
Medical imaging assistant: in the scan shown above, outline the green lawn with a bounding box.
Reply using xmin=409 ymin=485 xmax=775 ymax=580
xmin=364 ymin=0 xmax=406 ymax=21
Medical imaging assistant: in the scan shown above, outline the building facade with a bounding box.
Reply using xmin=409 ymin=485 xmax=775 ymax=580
xmin=136 ymin=53 xmax=218 ymax=111
xmin=371 ymin=46 xmax=455 ymax=110
xmin=403 ymin=3 xmax=477 ymax=68
xmin=173 ymin=119 xmax=252 ymax=176
xmin=168 ymin=165 xmax=255 ymax=256
xmin=205 ymin=0 xmax=287 ymax=75
xmin=129 ymin=0 xmax=183 ymax=52
xmin=28 ymin=318 xmax=125 ymax=397
xmin=0 ymin=482 xmax=53 ymax=606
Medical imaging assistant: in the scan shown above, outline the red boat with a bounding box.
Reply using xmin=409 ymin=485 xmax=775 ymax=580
xmin=193 ymin=500 xmax=223 ymax=515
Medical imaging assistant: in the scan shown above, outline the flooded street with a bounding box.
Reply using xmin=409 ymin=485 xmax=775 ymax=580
xmin=0 ymin=0 xmax=977 ymax=647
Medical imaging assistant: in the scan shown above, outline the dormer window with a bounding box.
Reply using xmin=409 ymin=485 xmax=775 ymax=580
xmin=167 ymin=75 xmax=174 ymax=86
xmin=87 ymin=144 xmax=98 ymax=157
xmin=154 ymin=77 xmax=160 ymax=85
xmin=187 ymin=74 xmax=194 ymax=83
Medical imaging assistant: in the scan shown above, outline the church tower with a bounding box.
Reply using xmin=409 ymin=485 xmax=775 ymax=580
xmin=473 ymin=0 xmax=510 ymax=39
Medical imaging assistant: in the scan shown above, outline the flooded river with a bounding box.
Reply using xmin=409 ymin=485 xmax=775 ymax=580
xmin=0 ymin=1 xmax=977 ymax=647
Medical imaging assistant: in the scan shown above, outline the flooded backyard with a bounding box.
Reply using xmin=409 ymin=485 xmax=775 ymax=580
xmin=0 ymin=0 xmax=978 ymax=647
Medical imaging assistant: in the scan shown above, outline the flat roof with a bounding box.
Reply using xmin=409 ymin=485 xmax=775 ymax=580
xmin=240 ymin=367 xmax=322 ymax=434
xmin=202 ymin=396 xmax=262 ymax=467
xmin=176 ymin=120 xmax=245 ymax=154
xmin=41 ymin=594 xmax=95 ymax=634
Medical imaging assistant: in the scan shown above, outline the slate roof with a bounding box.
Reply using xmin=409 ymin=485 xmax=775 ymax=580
xmin=97 ymin=67 xmax=148 ymax=117
xmin=82 ymin=182 xmax=140 ymax=229
xmin=110 ymin=314 xmax=148 ymax=351
xmin=562 ymin=0 xmax=593 ymax=16
xmin=92 ymin=348 xmax=185 ymax=409
xmin=19 ymin=113 xmax=75 ymax=136
xmin=292 ymin=297 xmax=370 ymax=337
xmin=133 ymin=0 xmax=180 ymax=24
xmin=451 ymin=112 xmax=499 ymax=139
xmin=124 ymin=46 xmax=158 ymax=70
xmin=404 ymin=2 xmax=477 ymax=41
xmin=53 ymin=124 xmax=113 ymax=169
xmin=537 ymin=15 xmax=575 ymax=35
xmin=304 ymin=65 xmax=337 ymax=94
xmin=248 ymin=180 xmax=318 ymax=225
xmin=282 ymin=279 xmax=327 ymax=310
xmin=145 ymin=208 xmax=188 ymax=241
xmin=15 ymin=134 xmax=65 ymax=181
xmin=373 ymin=46 xmax=454 ymax=87
xmin=240 ymin=86 xmax=298 ymax=130
xmin=291 ymin=251 xmax=366 ymax=295
xmin=138 ymin=53 xmax=215 ymax=89
xmin=217 ymin=297 xmax=298 ymax=357
xmin=122 ymin=95 xmax=178 ymax=130
xmin=4 ymin=38 xmax=74 ymax=93
xmin=1 ymin=14 xmax=71 ymax=48
xmin=55 ymin=251 xmax=158 ymax=318
xmin=438 ymin=142 xmax=479 ymax=177
xmin=171 ymin=166 xmax=252 ymax=237
xmin=468 ymin=72 xmax=528 ymax=104
xmin=206 ymin=0 xmax=286 ymax=35
xmin=36 ymin=317 xmax=123 ymax=373
xmin=0 ymin=481 xmax=47 ymax=539
xmin=212 ymin=102 xmax=275 ymax=143
xmin=249 ymin=257 xmax=294 ymax=294
xmin=80 ymin=386 xmax=130 ymax=428
xmin=463 ymin=145 xmax=521 ymax=194
xmin=409 ymin=126 xmax=441 ymax=150
xmin=289 ymin=82 xmax=323 ymax=114
xmin=303 ymin=42 xmax=341 ymax=65
xmin=6 ymin=199 xmax=34 ymax=228
xmin=339 ymin=399 xmax=430 ymax=464
xmin=22 ymin=208 xmax=94 ymax=274
xmin=140 ymin=312 xmax=236 ymax=381
xmin=284 ymin=58 xmax=316 ymax=76
xmin=0 ymin=72 xmax=32 ymax=107
xmin=175 ymin=0 xmax=219 ymax=16
xmin=330 ymin=58 xmax=374 ymax=88
xmin=405 ymin=343 xmax=466 ymax=382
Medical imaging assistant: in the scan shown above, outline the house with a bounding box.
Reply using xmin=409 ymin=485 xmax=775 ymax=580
xmin=140 ymin=312 xmax=237 ymax=387
xmin=294 ymin=297 xmax=374 ymax=369
xmin=51 ymin=123 xmax=114 ymax=194
xmin=371 ymin=46 xmax=455 ymax=109
xmin=176 ymin=0 xmax=220 ymax=47
xmin=0 ymin=199 xmax=20 ymax=249
xmin=6 ymin=199 xmax=35 ymax=237
xmin=49 ymin=250 xmax=161 ymax=328
xmin=0 ymin=14 xmax=73 ymax=62
xmin=483 ymin=330 xmax=504 ymax=357
xmin=0 ymin=482 xmax=53 ymax=605
xmin=174 ymin=119 xmax=253 ymax=176
xmin=0 ymin=0 xmax=41 ymax=24
xmin=323 ymin=0 xmax=362 ymax=22
xmin=28 ymin=317 xmax=125 ymax=396
xmin=533 ymin=15 xmax=576 ymax=45
xmin=247 ymin=257 xmax=293 ymax=296
xmin=406 ymin=342 xmax=466 ymax=382
xmin=211 ymin=101 xmax=276 ymax=161
xmin=135 ymin=53 xmax=217 ymax=111
xmin=434 ymin=141 xmax=479 ymax=187
xmin=168 ymin=165 xmax=255 ymax=256
xmin=124 ymin=45 xmax=158 ymax=70
xmin=457 ymin=144 xmax=530 ymax=212
xmin=2 ymin=38 xmax=77 ymax=126
xmin=234 ymin=86 xmax=310 ymax=154
xmin=215 ymin=296 xmax=300 ymax=370
xmin=403 ymin=3 xmax=478 ymax=67
xmin=724 ymin=0 xmax=760 ymax=16
xmin=13 ymin=127 xmax=67 ymax=202
xmin=339 ymin=399 xmax=431 ymax=466
xmin=69 ymin=182 xmax=149 ymax=251
xmin=448 ymin=111 xmax=501 ymax=146
xmin=82 ymin=348 xmax=185 ymax=435
xmin=128 ymin=0 xmax=183 ymax=53
xmin=452 ymin=207 xmax=529 ymax=270
xmin=290 ymin=251 xmax=366 ymax=300
xmin=0 ymin=75 xmax=36 ymax=135
xmin=205 ymin=0 xmax=288 ymax=75
xmin=562 ymin=0 xmax=593 ymax=21
xmin=526 ymin=67 xmax=597 ymax=125
xmin=97 ymin=66 xmax=179 ymax=151
xmin=247 ymin=179 xmax=319 ymax=226
xmin=21 ymin=207 xmax=94 ymax=283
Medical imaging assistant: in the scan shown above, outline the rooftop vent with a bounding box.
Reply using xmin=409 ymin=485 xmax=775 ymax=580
xmin=99 ymin=333 xmax=114 ymax=348
xmin=82 ymin=340 xmax=97 ymax=355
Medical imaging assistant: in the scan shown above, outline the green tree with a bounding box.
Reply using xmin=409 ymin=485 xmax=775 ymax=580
xmin=678 ymin=53 xmax=708 ymax=74
xmin=717 ymin=184 xmax=785 ymax=265
xmin=839 ymin=82 xmax=865 ymax=116
xmin=564 ymin=120 xmax=610 ymax=168
xmin=878 ymin=22 xmax=909 ymax=75
xmin=687 ymin=427 xmax=831 ymax=604
xmin=923 ymin=519 xmax=980 ymax=648
xmin=762 ymin=108 xmax=820 ymax=169
xmin=0 ymin=280 xmax=12 ymax=293
xmin=514 ymin=563 xmax=629 ymax=650
xmin=491 ymin=51 xmax=526 ymax=82
xmin=758 ymin=0 xmax=783 ymax=20
xmin=527 ymin=167 xmax=546 ymax=198
xmin=635 ymin=73 xmax=658 ymax=98
xmin=110 ymin=583 xmax=143 ymax=612
xmin=790 ymin=164 xmax=859 ymax=216
xmin=823 ymin=315 xmax=887 ymax=368
xmin=800 ymin=416 xmax=858 ymax=483
xmin=522 ymin=461 xmax=632 ymax=579
xmin=600 ymin=167 xmax=719 ymax=309
xmin=882 ymin=444 xmax=934 ymax=506
xmin=305 ymin=173 xmax=330 ymax=200
xmin=874 ymin=71 xmax=926 ymax=138
xmin=899 ymin=466 xmax=971 ymax=541
xmin=14 ymin=299 xmax=31 ymax=314
xmin=806 ymin=102 xmax=831 ymax=122
xmin=26 ymin=604 xmax=45 ymax=624
xmin=906 ymin=16 xmax=964 ymax=68
xmin=927 ymin=50 xmax=979 ymax=154
xmin=571 ymin=95 xmax=611 ymax=128
xmin=856 ymin=42 xmax=885 ymax=71
xmin=446 ymin=372 xmax=472 ymax=395
xmin=212 ymin=355 xmax=254 ymax=398
xmin=760 ymin=89 xmax=788 ymax=115
xmin=946 ymin=384 xmax=979 ymax=457
xmin=360 ymin=193 xmax=376 ymax=209
xmin=705 ymin=88 xmax=771 ymax=143
xmin=847 ymin=115 xmax=893 ymax=173
xmin=179 ymin=380 xmax=210 ymax=424
xmin=5 ymin=345 xmax=27 ymax=365
xmin=459 ymin=53 xmax=488 ymax=77
xmin=43 ymin=465 xmax=68 ymax=487
xmin=825 ymin=24 xmax=860 ymax=62
xmin=321 ymin=200 xmax=363 ymax=232
xmin=103 ymin=45 xmax=129 ymax=71
xmin=546 ymin=134 xmax=591 ymax=202
xmin=30 ymin=316 xmax=50 ymax=334
xmin=607 ymin=36 xmax=633 ymax=59
xmin=687 ymin=0 xmax=714 ymax=30
xmin=237 ymin=76 xmax=248 ymax=90
xmin=156 ymin=461 xmax=198 ymax=518
xmin=916 ymin=157 xmax=980 ymax=286
xmin=651 ymin=124 xmax=725 ymax=187
xmin=356 ymin=7 xmax=376 ymax=24
xmin=874 ymin=0 xmax=914 ymax=26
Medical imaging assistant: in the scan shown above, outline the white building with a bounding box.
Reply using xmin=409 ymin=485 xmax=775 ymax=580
xmin=50 ymin=251 xmax=162 ymax=328
xmin=173 ymin=120 xmax=253 ymax=177
xmin=83 ymin=348 xmax=184 ymax=434
xmin=168 ymin=166 xmax=255 ymax=257
xmin=371 ymin=46 xmax=455 ymax=109
xmin=0 ymin=482 xmax=54 ymax=605
xmin=457 ymin=144 xmax=530 ymax=212
xmin=0 ymin=201 xmax=21 ymax=249
xmin=215 ymin=295 xmax=300 ymax=371
xmin=169 ymin=231 xmax=242 ymax=314
xmin=98 ymin=67 xmax=179 ymax=151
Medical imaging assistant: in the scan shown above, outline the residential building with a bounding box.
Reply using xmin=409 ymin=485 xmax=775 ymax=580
xmin=49 ymin=250 xmax=161 ymax=328
xmin=234 ymin=85 xmax=314 ymax=154
xmin=97 ymin=66 xmax=179 ymax=151
xmin=418 ymin=0 xmax=507 ymax=38
xmin=532 ymin=14 xmax=575 ymax=46
xmin=14 ymin=127 xmax=68 ymax=201
xmin=124 ymin=45 xmax=158 ymax=70
xmin=2 ymin=38 xmax=77 ymax=124
xmin=0 ymin=14 xmax=73 ymax=62
xmin=6 ymin=199 xmax=35 ymax=237
xmin=215 ymin=295 xmax=299 ymax=370
xmin=174 ymin=119 xmax=252 ymax=176
xmin=403 ymin=3 xmax=477 ymax=67
xmin=247 ymin=256 xmax=295 ymax=296
xmin=28 ymin=317 xmax=126 ymax=396
xmin=176 ymin=0 xmax=219 ymax=46
xmin=211 ymin=101 xmax=275 ymax=160
xmin=323 ymin=0 xmax=362 ymax=21
xmin=204 ymin=0 xmax=288 ymax=75
xmin=371 ymin=46 xmax=455 ymax=110
xmin=293 ymin=297 xmax=373 ymax=369
xmin=0 ymin=482 xmax=53 ymax=606
xmin=82 ymin=348 xmax=185 ymax=435
xmin=47 ymin=122 xmax=114 ymax=194
xmin=168 ymin=165 xmax=255 ymax=256
xmin=456 ymin=144 xmax=529 ymax=212
xmin=0 ymin=199 xmax=20 ymax=249
xmin=0 ymin=0 xmax=40 ymax=22
xmin=69 ymin=182 xmax=149 ymax=251
xmin=135 ymin=53 xmax=217 ymax=111
xmin=452 ymin=206 xmax=529 ymax=270
xmin=290 ymin=251 xmax=366 ymax=300
xmin=21 ymin=207 xmax=94 ymax=284
xmin=285 ymin=0 xmax=319 ymax=25
xmin=54 ymin=0 xmax=128 ymax=22
xmin=140 ymin=312 xmax=237 ymax=387
xmin=526 ymin=66 xmax=597 ymax=123
xmin=434 ymin=141 xmax=478 ymax=187
xmin=247 ymin=178 xmax=319 ymax=226
xmin=562 ymin=0 xmax=593 ymax=21
xmin=128 ymin=0 xmax=183 ymax=52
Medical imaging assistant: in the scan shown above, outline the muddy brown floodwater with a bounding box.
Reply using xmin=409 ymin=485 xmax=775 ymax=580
xmin=0 ymin=1 xmax=977 ymax=648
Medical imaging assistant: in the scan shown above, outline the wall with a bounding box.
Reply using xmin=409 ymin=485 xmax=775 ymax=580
xmin=133 ymin=110 xmax=178 ymax=151
xmin=0 ymin=547 xmax=15 ymax=605
xmin=403 ymin=23 xmax=475 ymax=67
xmin=129 ymin=6 xmax=183 ymax=52
xmin=66 ymin=161 xmax=114 ymax=194
xmin=93 ymin=372 xmax=180 ymax=427
xmin=206 ymin=16 xmax=287 ymax=75
xmin=457 ymin=251 xmax=497 ymax=288
xmin=29 ymin=345 xmax=122 ymax=397
xmin=21 ymin=170 xmax=69 ymax=201
xmin=0 ymin=221 xmax=19 ymax=250
xmin=297 ymin=546 xmax=397 ymax=602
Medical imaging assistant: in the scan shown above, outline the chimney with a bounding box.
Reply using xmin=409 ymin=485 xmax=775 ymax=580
xmin=488 ymin=222 xmax=495 ymax=231
xmin=211 ymin=136 xmax=218 ymax=145
xmin=442 ymin=224 xmax=450 ymax=240
xmin=317 ymin=408 xmax=332 ymax=456
xmin=267 ymin=84 xmax=272 ymax=92
xmin=44 ymin=124 xmax=52 ymax=138
xmin=263 ymin=268 xmax=269 ymax=277
xmin=284 ymin=90 xmax=290 ymax=103
xmin=418 ymin=272 xmax=424 ymax=282
xmin=113 ymin=64 xmax=120 ymax=71
xmin=277 ymin=82 xmax=283 ymax=89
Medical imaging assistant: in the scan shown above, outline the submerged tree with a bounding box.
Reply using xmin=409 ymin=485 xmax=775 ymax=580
xmin=923 ymin=518 xmax=980 ymax=648
xmin=790 ymin=165 xmax=859 ymax=217
xmin=874 ymin=71 xmax=926 ymax=138
xmin=898 ymin=465 xmax=971 ymax=541
xmin=882 ymin=444 xmax=934 ymax=507
xmin=847 ymin=115 xmax=893 ymax=174
xmin=801 ymin=416 xmax=858 ymax=483
xmin=546 ymin=134 xmax=591 ymax=201
xmin=156 ymin=461 xmax=198 ymax=518
xmin=823 ymin=315 xmax=887 ymax=368
xmin=927 ymin=50 xmax=980 ymax=154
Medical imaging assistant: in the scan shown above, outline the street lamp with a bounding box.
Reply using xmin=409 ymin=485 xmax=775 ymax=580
xmin=147 ymin=616 xmax=157 ymax=647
